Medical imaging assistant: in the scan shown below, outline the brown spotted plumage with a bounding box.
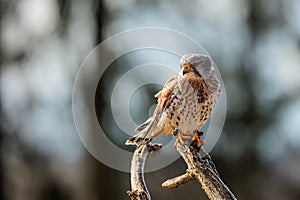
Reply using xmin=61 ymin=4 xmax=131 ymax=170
xmin=125 ymin=54 xmax=221 ymax=146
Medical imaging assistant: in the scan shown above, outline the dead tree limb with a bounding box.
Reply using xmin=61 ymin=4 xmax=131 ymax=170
xmin=127 ymin=140 xmax=236 ymax=200
xmin=162 ymin=141 xmax=237 ymax=200
xmin=161 ymin=172 xmax=193 ymax=188
xmin=127 ymin=143 xmax=162 ymax=200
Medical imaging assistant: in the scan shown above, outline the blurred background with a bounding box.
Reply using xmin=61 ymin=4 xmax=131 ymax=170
xmin=1 ymin=0 xmax=300 ymax=199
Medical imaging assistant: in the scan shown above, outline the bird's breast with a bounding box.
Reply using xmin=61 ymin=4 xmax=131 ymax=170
xmin=165 ymin=78 xmax=215 ymax=134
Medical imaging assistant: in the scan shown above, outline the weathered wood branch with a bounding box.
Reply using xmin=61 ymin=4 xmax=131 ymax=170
xmin=127 ymin=140 xmax=237 ymax=200
xmin=161 ymin=171 xmax=193 ymax=188
xmin=162 ymin=142 xmax=237 ymax=200
xmin=127 ymin=143 xmax=162 ymax=200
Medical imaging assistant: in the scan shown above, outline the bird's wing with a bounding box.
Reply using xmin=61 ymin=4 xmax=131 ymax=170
xmin=126 ymin=73 xmax=179 ymax=145
xmin=135 ymin=117 xmax=153 ymax=132
xmin=135 ymin=73 xmax=178 ymax=132
xmin=154 ymin=73 xmax=179 ymax=112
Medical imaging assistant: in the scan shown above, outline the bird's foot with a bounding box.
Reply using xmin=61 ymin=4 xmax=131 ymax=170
xmin=192 ymin=130 xmax=205 ymax=148
xmin=174 ymin=130 xmax=190 ymax=147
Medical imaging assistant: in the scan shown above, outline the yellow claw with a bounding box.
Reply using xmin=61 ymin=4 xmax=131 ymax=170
xmin=174 ymin=131 xmax=190 ymax=147
xmin=192 ymin=133 xmax=205 ymax=147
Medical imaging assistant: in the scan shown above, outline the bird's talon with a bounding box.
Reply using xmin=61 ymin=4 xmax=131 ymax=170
xmin=193 ymin=130 xmax=204 ymax=137
xmin=173 ymin=128 xmax=179 ymax=136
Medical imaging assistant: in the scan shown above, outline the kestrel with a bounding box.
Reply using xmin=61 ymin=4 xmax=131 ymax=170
xmin=125 ymin=54 xmax=221 ymax=147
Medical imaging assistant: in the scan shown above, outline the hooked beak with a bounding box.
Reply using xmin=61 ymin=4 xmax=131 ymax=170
xmin=183 ymin=69 xmax=189 ymax=75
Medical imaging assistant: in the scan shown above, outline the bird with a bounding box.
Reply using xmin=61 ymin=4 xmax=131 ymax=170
xmin=125 ymin=54 xmax=221 ymax=147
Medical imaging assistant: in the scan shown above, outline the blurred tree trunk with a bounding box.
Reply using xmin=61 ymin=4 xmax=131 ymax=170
xmin=80 ymin=1 xmax=124 ymax=200
xmin=0 ymin=118 xmax=4 ymax=200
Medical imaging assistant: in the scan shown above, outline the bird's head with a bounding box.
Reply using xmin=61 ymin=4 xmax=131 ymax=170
xmin=180 ymin=54 xmax=214 ymax=78
xmin=180 ymin=54 xmax=221 ymax=95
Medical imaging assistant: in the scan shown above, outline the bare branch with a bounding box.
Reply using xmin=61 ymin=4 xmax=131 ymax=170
xmin=127 ymin=143 xmax=162 ymax=200
xmin=165 ymin=142 xmax=237 ymax=200
xmin=127 ymin=139 xmax=237 ymax=200
xmin=162 ymin=171 xmax=193 ymax=188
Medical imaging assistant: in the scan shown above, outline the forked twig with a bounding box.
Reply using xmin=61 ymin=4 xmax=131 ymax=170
xmin=127 ymin=141 xmax=237 ymax=200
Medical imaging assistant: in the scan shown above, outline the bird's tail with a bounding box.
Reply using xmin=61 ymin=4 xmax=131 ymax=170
xmin=125 ymin=131 xmax=152 ymax=146
xmin=125 ymin=116 xmax=159 ymax=146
